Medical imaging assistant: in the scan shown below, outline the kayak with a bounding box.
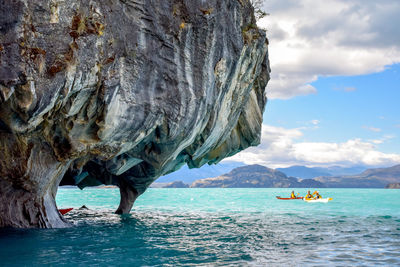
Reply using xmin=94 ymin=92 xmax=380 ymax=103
xmin=276 ymin=196 xmax=303 ymax=200
xmin=59 ymin=208 xmax=73 ymax=215
xmin=303 ymin=197 xmax=332 ymax=203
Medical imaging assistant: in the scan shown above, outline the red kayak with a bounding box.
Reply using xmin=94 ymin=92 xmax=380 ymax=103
xmin=58 ymin=208 xmax=73 ymax=215
xmin=276 ymin=196 xmax=303 ymax=200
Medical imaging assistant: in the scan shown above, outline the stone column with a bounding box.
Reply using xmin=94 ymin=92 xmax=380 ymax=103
xmin=0 ymin=134 xmax=70 ymax=228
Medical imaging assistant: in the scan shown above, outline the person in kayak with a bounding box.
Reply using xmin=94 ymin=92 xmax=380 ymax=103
xmin=290 ymin=191 xmax=297 ymax=199
xmin=314 ymin=191 xmax=322 ymax=199
xmin=305 ymin=190 xmax=314 ymax=200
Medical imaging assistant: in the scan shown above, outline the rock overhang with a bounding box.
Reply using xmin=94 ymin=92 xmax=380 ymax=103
xmin=0 ymin=0 xmax=270 ymax=228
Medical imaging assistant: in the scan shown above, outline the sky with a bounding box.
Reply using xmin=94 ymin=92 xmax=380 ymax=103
xmin=227 ymin=0 xmax=400 ymax=168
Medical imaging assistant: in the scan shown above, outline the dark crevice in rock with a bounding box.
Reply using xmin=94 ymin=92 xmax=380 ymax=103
xmin=1 ymin=0 xmax=270 ymax=228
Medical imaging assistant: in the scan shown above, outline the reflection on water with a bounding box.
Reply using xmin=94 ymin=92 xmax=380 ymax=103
xmin=1 ymin=209 xmax=399 ymax=266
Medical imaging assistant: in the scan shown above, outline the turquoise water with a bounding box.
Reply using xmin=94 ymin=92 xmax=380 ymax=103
xmin=1 ymin=188 xmax=400 ymax=265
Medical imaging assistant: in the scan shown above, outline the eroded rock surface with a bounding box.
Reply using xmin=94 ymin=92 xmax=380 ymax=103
xmin=0 ymin=0 xmax=270 ymax=228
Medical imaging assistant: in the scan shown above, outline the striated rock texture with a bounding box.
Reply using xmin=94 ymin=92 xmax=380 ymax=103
xmin=0 ymin=0 xmax=270 ymax=228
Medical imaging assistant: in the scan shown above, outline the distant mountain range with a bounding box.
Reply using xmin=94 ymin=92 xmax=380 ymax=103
xmin=386 ymin=183 xmax=400 ymax=189
xmin=162 ymin=181 xmax=190 ymax=188
xmin=315 ymin=164 xmax=400 ymax=188
xmin=156 ymin=162 xmax=244 ymax=183
xmin=157 ymin=162 xmax=368 ymax=184
xmin=276 ymin=165 xmax=367 ymax=178
xmin=158 ymin=164 xmax=400 ymax=188
xmin=190 ymin=165 xmax=324 ymax=188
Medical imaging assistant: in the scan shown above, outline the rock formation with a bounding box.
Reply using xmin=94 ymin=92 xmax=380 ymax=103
xmin=385 ymin=183 xmax=400 ymax=189
xmin=315 ymin=164 xmax=400 ymax=188
xmin=190 ymin=164 xmax=400 ymax=188
xmin=0 ymin=0 xmax=270 ymax=227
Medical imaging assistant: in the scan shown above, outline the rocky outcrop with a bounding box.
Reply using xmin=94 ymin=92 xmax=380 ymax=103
xmin=297 ymin=178 xmax=325 ymax=188
xmin=315 ymin=164 xmax=400 ymax=188
xmin=162 ymin=181 xmax=189 ymax=188
xmin=190 ymin=164 xmax=400 ymax=188
xmin=190 ymin=165 xmax=308 ymax=188
xmin=0 ymin=0 xmax=270 ymax=227
xmin=386 ymin=183 xmax=400 ymax=189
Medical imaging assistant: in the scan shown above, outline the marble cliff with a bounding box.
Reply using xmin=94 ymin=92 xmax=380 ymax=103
xmin=0 ymin=0 xmax=270 ymax=228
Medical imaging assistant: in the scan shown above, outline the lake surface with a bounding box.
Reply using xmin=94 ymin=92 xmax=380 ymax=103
xmin=1 ymin=188 xmax=400 ymax=266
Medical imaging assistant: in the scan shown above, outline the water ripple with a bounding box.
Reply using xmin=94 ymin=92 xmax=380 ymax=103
xmin=1 ymin=209 xmax=398 ymax=266
xmin=3 ymin=187 xmax=400 ymax=266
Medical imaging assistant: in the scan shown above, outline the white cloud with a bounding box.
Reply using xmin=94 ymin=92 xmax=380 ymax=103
xmin=258 ymin=0 xmax=400 ymax=99
xmin=369 ymin=135 xmax=396 ymax=145
xmin=226 ymin=124 xmax=400 ymax=168
xmin=310 ymin=120 xmax=320 ymax=125
xmin=363 ymin=126 xmax=382 ymax=132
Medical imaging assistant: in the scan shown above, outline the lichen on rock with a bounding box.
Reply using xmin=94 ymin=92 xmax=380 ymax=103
xmin=0 ymin=0 xmax=270 ymax=228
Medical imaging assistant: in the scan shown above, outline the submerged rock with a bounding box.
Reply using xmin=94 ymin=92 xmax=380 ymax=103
xmin=0 ymin=0 xmax=270 ymax=228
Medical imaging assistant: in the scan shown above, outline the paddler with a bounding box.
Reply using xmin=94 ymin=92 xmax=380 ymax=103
xmin=290 ymin=190 xmax=296 ymax=199
xmin=314 ymin=191 xmax=322 ymax=199
xmin=305 ymin=190 xmax=313 ymax=200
